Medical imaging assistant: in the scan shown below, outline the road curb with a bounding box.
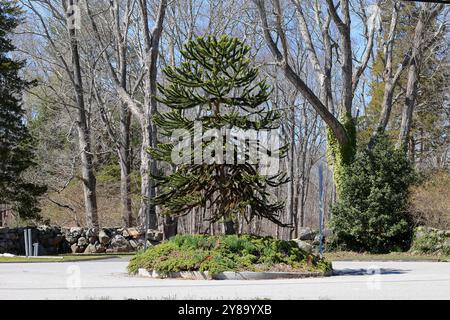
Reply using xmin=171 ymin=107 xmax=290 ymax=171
xmin=137 ymin=268 xmax=331 ymax=280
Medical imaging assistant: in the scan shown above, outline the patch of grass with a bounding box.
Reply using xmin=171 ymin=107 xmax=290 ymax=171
xmin=0 ymin=254 xmax=119 ymax=263
xmin=325 ymin=251 xmax=450 ymax=262
xmin=128 ymin=234 xmax=332 ymax=276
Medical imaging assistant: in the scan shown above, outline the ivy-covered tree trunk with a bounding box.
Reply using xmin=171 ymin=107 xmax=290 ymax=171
xmin=256 ymin=0 xmax=363 ymax=198
xmin=326 ymin=113 xmax=357 ymax=195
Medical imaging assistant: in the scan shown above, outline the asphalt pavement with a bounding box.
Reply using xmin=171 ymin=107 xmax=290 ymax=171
xmin=0 ymin=259 xmax=449 ymax=300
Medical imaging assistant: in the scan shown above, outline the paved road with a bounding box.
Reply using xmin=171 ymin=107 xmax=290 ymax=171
xmin=0 ymin=259 xmax=449 ymax=300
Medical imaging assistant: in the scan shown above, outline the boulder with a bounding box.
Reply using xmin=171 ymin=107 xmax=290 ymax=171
xmin=7 ymin=232 xmax=18 ymax=240
xmin=98 ymin=230 xmax=110 ymax=245
xmin=88 ymin=236 xmax=98 ymax=244
xmin=50 ymin=234 xmax=64 ymax=247
xmin=146 ymin=229 xmax=163 ymax=242
xmin=70 ymin=227 xmax=83 ymax=236
xmin=70 ymin=243 xmax=84 ymax=253
xmin=323 ymin=228 xmax=334 ymax=238
xmin=129 ymin=239 xmax=138 ymax=249
xmin=136 ymin=239 xmax=153 ymax=250
xmin=125 ymin=228 xmax=141 ymax=239
xmin=65 ymin=235 xmax=78 ymax=245
xmin=297 ymin=227 xmax=317 ymax=241
xmin=86 ymin=228 xmax=99 ymax=238
xmin=414 ymin=231 xmax=426 ymax=241
xmin=109 ymin=235 xmax=133 ymax=252
xmin=0 ymin=253 xmax=15 ymax=257
xmin=84 ymin=243 xmax=106 ymax=254
xmin=37 ymin=225 xmax=52 ymax=233
xmin=37 ymin=244 xmax=48 ymax=256
xmin=292 ymin=239 xmax=313 ymax=254
xmin=444 ymin=238 xmax=450 ymax=248
xmin=313 ymin=234 xmax=322 ymax=244
xmin=77 ymin=237 xmax=88 ymax=247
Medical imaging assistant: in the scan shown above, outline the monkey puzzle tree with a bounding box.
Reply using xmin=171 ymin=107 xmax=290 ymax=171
xmin=149 ymin=35 xmax=288 ymax=234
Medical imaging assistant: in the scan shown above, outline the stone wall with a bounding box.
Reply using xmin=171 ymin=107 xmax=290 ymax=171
xmin=0 ymin=226 xmax=163 ymax=255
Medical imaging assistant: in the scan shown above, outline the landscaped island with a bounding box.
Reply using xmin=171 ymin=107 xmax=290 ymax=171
xmin=128 ymin=234 xmax=332 ymax=278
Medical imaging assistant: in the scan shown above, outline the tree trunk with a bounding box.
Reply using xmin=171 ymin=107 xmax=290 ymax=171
xmin=163 ymin=216 xmax=178 ymax=239
xmin=397 ymin=60 xmax=419 ymax=150
xmin=325 ymin=114 xmax=356 ymax=195
xmin=138 ymin=122 xmax=158 ymax=229
xmin=137 ymin=0 xmax=167 ymax=230
xmin=369 ymin=2 xmax=402 ymax=147
xmin=76 ymin=122 xmax=98 ymax=228
xmin=288 ymin=110 xmax=296 ymax=238
xmin=370 ymin=81 xmax=396 ymax=147
xmin=119 ymin=105 xmax=132 ymax=227
xmin=68 ymin=8 xmax=98 ymax=228
xmin=224 ymin=220 xmax=236 ymax=235
xmin=396 ymin=3 xmax=443 ymax=149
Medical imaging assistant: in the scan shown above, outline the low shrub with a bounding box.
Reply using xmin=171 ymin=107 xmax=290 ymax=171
xmin=410 ymin=227 xmax=450 ymax=255
xmin=128 ymin=234 xmax=332 ymax=276
xmin=330 ymin=136 xmax=416 ymax=253
xmin=409 ymin=170 xmax=450 ymax=230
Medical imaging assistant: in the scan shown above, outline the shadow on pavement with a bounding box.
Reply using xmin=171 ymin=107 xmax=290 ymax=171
xmin=332 ymin=268 xmax=410 ymax=276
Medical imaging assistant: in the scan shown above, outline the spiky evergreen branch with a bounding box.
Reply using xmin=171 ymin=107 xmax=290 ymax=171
xmin=150 ymin=35 xmax=289 ymax=229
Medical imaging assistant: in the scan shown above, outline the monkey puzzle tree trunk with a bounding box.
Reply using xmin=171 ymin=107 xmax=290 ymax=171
xmin=163 ymin=216 xmax=178 ymax=239
xmin=224 ymin=220 xmax=236 ymax=235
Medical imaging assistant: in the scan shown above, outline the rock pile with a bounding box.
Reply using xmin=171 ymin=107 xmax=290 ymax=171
xmin=0 ymin=226 xmax=163 ymax=255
